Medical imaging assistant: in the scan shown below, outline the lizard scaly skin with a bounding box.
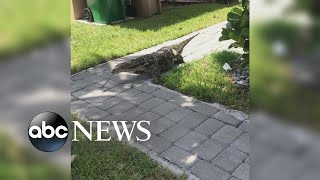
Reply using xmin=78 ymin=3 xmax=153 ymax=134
xmin=112 ymin=33 xmax=198 ymax=83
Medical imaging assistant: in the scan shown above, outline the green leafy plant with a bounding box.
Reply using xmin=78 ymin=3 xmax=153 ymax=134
xmin=219 ymin=0 xmax=249 ymax=66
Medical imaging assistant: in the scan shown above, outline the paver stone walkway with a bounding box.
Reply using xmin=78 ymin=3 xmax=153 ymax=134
xmin=71 ymin=22 xmax=249 ymax=180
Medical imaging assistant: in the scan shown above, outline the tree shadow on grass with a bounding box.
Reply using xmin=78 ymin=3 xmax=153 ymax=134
xmin=117 ymin=3 xmax=233 ymax=31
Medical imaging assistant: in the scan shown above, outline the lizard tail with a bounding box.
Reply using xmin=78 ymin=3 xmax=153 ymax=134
xmin=173 ymin=33 xmax=200 ymax=54
xmin=112 ymin=60 xmax=140 ymax=74
xmin=112 ymin=63 xmax=127 ymax=74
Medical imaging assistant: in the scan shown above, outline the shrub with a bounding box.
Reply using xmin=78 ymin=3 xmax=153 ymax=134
xmin=219 ymin=0 xmax=249 ymax=66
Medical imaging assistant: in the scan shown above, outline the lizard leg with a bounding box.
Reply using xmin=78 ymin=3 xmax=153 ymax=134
xmin=152 ymin=75 xmax=162 ymax=84
xmin=151 ymin=68 xmax=162 ymax=84
xmin=174 ymin=54 xmax=185 ymax=65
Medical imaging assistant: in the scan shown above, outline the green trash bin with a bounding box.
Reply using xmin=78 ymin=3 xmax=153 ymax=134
xmin=85 ymin=0 xmax=126 ymax=24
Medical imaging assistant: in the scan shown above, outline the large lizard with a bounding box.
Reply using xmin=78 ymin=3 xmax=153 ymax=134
xmin=112 ymin=33 xmax=199 ymax=83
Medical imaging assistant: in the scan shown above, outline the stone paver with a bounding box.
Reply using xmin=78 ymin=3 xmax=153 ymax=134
xmin=139 ymin=135 xmax=171 ymax=153
xmin=72 ymin=84 xmax=85 ymax=93
xmin=181 ymin=22 xmax=237 ymax=62
xmin=80 ymin=107 xmax=110 ymax=121
xmin=164 ymin=107 xmax=193 ymax=122
xmin=229 ymin=177 xmax=241 ymax=180
xmin=135 ymin=111 xmax=161 ymax=122
xmin=211 ymin=125 xmax=243 ymax=144
xmin=175 ymin=131 xmax=208 ymax=152
xmin=245 ymin=156 xmax=249 ymax=164
xmin=83 ymin=94 xmax=111 ymax=104
xmin=129 ymin=92 xmax=153 ymax=105
xmin=110 ymin=72 xmax=140 ymax=82
xmin=72 ymin=71 xmax=94 ymax=81
xmin=71 ymin=96 xmax=77 ymax=102
xmin=87 ymin=90 xmax=117 ymax=102
xmin=151 ymin=102 xmax=179 ymax=116
xmin=83 ymin=74 xmax=105 ymax=83
xmin=121 ymin=107 xmax=148 ymax=120
xmin=107 ymin=101 xmax=135 ymax=115
xmin=161 ymin=146 xmax=198 ymax=169
xmin=239 ymin=120 xmax=249 ymax=132
xmin=108 ymin=84 xmax=134 ymax=94
xmin=190 ymin=160 xmax=231 ymax=180
xmin=72 ymin=89 xmax=91 ymax=99
xmin=192 ymin=139 xmax=228 ymax=161
xmin=96 ymin=71 xmax=112 ymax=79
xmin=96 ymin=79 xmax=119 ymax=89
xmin=213 ymin=147 xmax=247 ymax=173
xmin=213 ymin=111 xmax=243 ymax=126
xmin=138 ymin=97 xmax=166 ymax=110
xmin=71 ymin=21 xmax=251 ymax=180
xmin=74 ymin=79 xmax=94 ymax=89
xmin=232 ymin=163 xmax=249 ymax=180
xmin=115 ymin=88 xmax=142 ymax=102
xmin=102 ymin=114 xmax=129 ymax=121
xmin=134 ymin=83 xmax=158 ymax=93
xmin=231 ymin=133 xmax=250 ymax=154
xmin=151 ymin=89 xmax=176 ymax=101
xmin=71 ymin=100 xmax=91 ymax=113
xmin=149 ymin=117 xmax=175 ymax=135
xmin=189 ymin=102 xmax=219 ymax=116
xmin=94 ymin=97 xmax=122 ymax=111
xmin=83 ymin=84 xmax=104 ymax=94
xmin=160 ymin=124 xmax=190 ymax=142
xmin=169 ymin=95 xmax=195 ymax=107
xmin=194 ymin=118 xmax=225 ymax=136
xmin=180 ymin=112 xmax=209 ymax=129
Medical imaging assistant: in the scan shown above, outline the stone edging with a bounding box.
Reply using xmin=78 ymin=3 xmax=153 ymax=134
xmin=145 ymin=80 xmax=248 ymax=121
xmin=127 ymin=142 xmax=200 ymax=180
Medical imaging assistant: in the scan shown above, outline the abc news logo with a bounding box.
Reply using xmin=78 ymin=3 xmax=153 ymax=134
xmin=28 ymin=112 xmax=151 ymax=152
xmin=28 ymin=112 xmax=68 ymax=152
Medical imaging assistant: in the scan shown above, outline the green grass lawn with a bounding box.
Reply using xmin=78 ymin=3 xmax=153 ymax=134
xmin=0 ymin=133 xmax=68 ymax=179
xmin=0 ymin=0 xmax=70 ymax=57
xmin=71 ymin=3 xmax=236 ymax=73
xmin=161 ymin=51 xmax=249 ymax=112
xmin=72 ymin=115 xmax=187 ymax=180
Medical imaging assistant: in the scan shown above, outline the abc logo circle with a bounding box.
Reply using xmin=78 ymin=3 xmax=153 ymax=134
xmin=28 ymin=112 xmax=68 ymax=152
